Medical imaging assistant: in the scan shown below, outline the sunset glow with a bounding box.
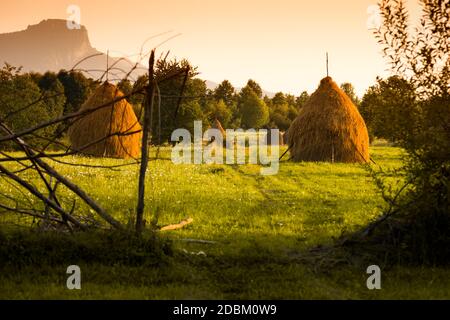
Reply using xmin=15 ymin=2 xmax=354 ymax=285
xmin=0 ymin=0 xmax=422 ymax=96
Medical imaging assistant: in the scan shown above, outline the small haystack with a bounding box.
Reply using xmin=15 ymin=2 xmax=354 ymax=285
xmin=212 ymin=118 xmax=226 ymax=137
xmin=266 ymin=130 xmax=285 ymax=145
xmin=279 ymin=131 xmax=285 ymax=145
xmin=287 ymin=77 xmax=369 ymax=163
xmin=68 ymin=82 xmax=142 ymax=159
xmin=207 ymin=118 xmax=227 ymax=146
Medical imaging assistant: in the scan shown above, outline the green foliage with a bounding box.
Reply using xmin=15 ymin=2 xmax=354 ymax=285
xmin=212 ymin=80 xmax=239 ymax=128
xmin=287 ymin=104 xmax=299 ymax=120
xmin=356 ymin=0 xmax=450 ymax=265
xmin=34 ymin=72 xmax=66 ymax=120
xmin=271 ymin=92 xmax=286 ymax=106
xmin=245 ymin=79 xmax=263 ymax=98
xmin=270 ymin=103 xmax=290 ymax=130
xmin=3 ymin=147 xmax=449 ymax=299
xmin=117 ymin=79 xmax=133 ymax=96
xmin=340 ymin=82 xmax=360 ymax=106
xmin=295 ymin=91 xmax=309 ymax=109
xmin=176 ymin=100 xmax=207 ymax=135
xmin=238 ymin=86 xmax=269 ymax=129
xmin=129 ymin=75 xmax=147 ymax=121
xmin=266 ymin=92 xmax=300 ymax=131
xmin=177 ymin=78 xmax=209 ymax=134
xmin=0 ymin=64 xmax=63 ymax=150
xmin=360 ymin=76 xmax=419 ymax=143
xmin=205 ymin=99 xmax=232 ymax=128
xmin=269 ymin=111 xmax=291 ymax=131
xmin=57 ymin=70 xmax=96 ymax=115
xmin=213 ymin=80 xmax=236 ymax=107
xmin=151 ymin=58 xmax=210 ymax=143
xmin=118 ymin=78 xmax=145 ymax=123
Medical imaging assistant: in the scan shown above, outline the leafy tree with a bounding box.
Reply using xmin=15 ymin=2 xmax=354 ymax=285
xmin=295 ymin=91 xmax=309 ymax=109
xmin=270 ymin=111 xmax=291 ymax=131
xmin=264 ymin=92 xmax=300 ymax=130
xmin=266 ymin=92 xmax=291 ymax=130
xmin=129 ymin=75 xmax=148 ymax=121
xmin=205 ymin=99 xmax=232 ymax=128
xmin=340 ymin=82 xmax=360 ymax=106
xmin=213 ymin=80 xmax=236 ymax=107
xmin=57 ymin=70 xmax=95 ymax=114
xmin=176 ymin=100 xmax=206 ymax=135
xmin=0 ymin=65 xmax=61 ymax=149
xmin=287 ymin=104 xmax=299 ymax=121
xmin=263 ymin=96 xmax=273 ymax=110
xmin=187 ymin=78 xmax=208 ymax=108
xmin=118 ymin=79 xmax=133 ymax=96
xmin=351 ymin=0 xmax=450 ymax=265
xmin=271 ymin=92 xmax=286 ymax=106
xmin=238 ymin=86 xmax=269 ymax=129
xmin=285 ymin=94 xmax=297 ymax=109
xmin=31 ymin=72 xmax=66 ymax=121
xmin=360 ymin=76 xmax=419 ymax=143
xmin=245 ymin=79 xmax=263 ymax=98
xmin=117 ymin=78 xmax=144 ymax=121
xmin=151 ymin=58 xmax=209 ymax=143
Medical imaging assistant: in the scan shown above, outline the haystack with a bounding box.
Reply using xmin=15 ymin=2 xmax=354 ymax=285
xmin=266 ymin=130 xmax=285 ymax=145
xmin=287 ymin=77 xmax=369 ymax=163
xmin=212 ymin=118 xmax=226 ymax=137
xmin=207 ymin=118 xmax=227 ymax=146
xmin=68 ymin=82 xmax=142 ymax=159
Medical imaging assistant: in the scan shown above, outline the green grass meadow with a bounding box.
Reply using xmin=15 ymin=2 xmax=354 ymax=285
xmin=0 ymin=146 xmax=449 ymax=299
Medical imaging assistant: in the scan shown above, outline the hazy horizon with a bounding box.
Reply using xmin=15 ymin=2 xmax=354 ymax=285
xmin=0 ymin=0 xmax=422 ymax=96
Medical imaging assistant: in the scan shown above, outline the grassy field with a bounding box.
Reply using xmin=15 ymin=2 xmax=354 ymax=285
xmin=0 ymin=146 xmax=449 ymax=299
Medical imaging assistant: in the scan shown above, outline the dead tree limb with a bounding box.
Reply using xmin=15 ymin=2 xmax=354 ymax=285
xmin=136 ymin=50 xmax=156 ymax=234
xmin=0 ymin=203 xmax=65 ymax=224
xmin=160 ymin=217 xmax=194 ymax=231
xmin=0 ymin=123 xmax=124 ymax=230
xmin=0 ymin=164 xmax=85 ymax=229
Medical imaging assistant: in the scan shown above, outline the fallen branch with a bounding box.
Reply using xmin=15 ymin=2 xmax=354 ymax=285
xmin=0 ymin=164 xmax=85 ymax=229
xmin=176 ymin=238 xmax=217 ymax=244
xmin=160 ymin=217 xmax=193 ymax=231
xmin=0 ymin=203 xmax=64 ymax=224
xmin=0 ymin=123 xmax=124 ymax=230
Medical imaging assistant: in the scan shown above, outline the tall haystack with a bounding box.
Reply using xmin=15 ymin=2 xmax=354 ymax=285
xmin=68 ymin=82 xmax=142 ymax=159
xmin=287 ymin=77 xmax=369 ymax=163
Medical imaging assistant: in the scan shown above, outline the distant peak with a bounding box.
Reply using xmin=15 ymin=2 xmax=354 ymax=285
xmin=27 ymin=19 xmax=87 ymax=31
xmin=0 ymin=19 xmax=145 ymax=79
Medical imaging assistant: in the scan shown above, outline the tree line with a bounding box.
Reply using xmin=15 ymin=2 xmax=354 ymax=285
xmin=0 ymin=57 xmax=421 ymax=150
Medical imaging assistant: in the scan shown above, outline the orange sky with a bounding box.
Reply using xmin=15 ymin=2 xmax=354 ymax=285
xmin=0 ymin=0 xmax=422 ymax=96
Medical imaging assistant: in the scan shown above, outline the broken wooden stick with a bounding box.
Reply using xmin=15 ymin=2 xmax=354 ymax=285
xmin=160 ymin=217 xmax=193 ymax=231
xmin=176 ymin=238 xmax=217 ymax=244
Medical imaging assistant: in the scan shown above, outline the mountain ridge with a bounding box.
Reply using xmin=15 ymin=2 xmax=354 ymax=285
xmin=0 ymin=19 xmax=145 ymax=80
xmin=0 ymin=19 xmax=275 ymax=97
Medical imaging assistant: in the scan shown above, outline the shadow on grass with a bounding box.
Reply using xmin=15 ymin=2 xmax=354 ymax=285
xmin=0 ymin=227 xmax=449 ymax=299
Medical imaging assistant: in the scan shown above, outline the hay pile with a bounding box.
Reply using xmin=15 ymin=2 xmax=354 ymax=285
xmin=68 ymin=82 xmax=142 ymax=159
xmin=266 ymin=130 xmax=285 ymax=145
xmin=212 ymin=118 xmax=226 ymax=137
xmin=287 ymin=77 xmax=369 ymax=163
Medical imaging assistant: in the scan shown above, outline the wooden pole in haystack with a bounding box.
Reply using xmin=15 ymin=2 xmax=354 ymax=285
xmin=327 ymin=52 xmax=334 ymax=163
xmin=106 ymin=50 xmax=109 ymax=82
xmin=136 ymin=50 xmax=156 ymax=234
